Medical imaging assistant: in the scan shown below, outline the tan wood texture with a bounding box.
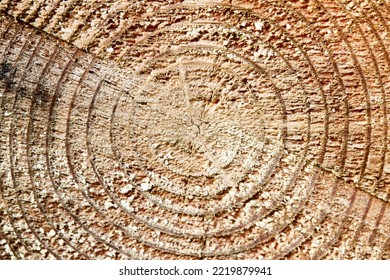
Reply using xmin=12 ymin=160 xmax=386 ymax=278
xmin=0 ymin=0 xmax=389 ymax=259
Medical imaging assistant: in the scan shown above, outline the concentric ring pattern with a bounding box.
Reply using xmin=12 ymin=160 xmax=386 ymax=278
xmin=0 ymin=0 xmax=390 ymax=259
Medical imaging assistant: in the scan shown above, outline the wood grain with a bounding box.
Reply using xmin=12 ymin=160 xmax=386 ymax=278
xmin=0 ymin=0 xmax=389 ymax=259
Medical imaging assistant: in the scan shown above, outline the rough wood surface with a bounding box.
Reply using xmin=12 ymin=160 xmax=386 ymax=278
xmin=0 ymin=0 xmax=389 ymax=259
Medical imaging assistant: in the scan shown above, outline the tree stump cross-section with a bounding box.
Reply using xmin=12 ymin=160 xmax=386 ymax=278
xmin=0 ymin=0 xmax=390 ymax=259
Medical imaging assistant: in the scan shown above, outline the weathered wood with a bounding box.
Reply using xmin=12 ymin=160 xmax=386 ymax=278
xmin=0 ymin=0 xmax=389 ymax=259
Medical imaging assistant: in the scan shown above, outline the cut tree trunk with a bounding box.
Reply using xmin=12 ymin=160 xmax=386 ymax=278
xmin=0 ymin=0 xmax=389 ymax=259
